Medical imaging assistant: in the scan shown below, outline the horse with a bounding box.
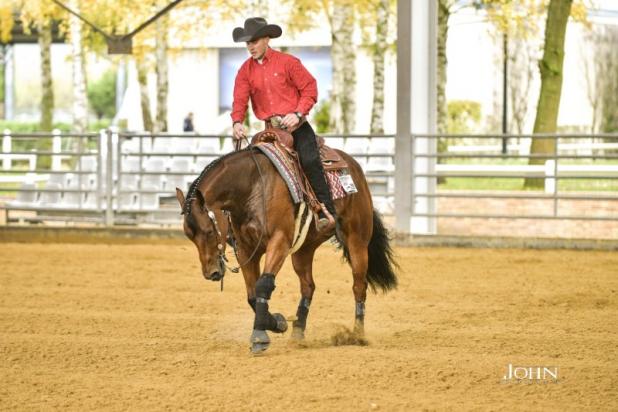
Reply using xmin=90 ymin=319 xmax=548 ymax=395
xmin=175 ymin=141 xmax=398 ymax=354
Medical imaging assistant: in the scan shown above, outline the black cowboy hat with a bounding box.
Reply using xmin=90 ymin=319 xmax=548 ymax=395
xmin=232 ymin=17 xmax=282 ymax=42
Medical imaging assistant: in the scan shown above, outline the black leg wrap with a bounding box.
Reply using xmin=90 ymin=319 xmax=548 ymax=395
xmin=293 ymin=297 xmax=312 ymax=330
xmin=254 ymin=299 xmax=279 ymax=331
xmin=248 ymin=297 xmax=256 ymax=313
xmin=355 ymin=301 xmax=365 ymax=323
xmin=254 ymin=274 xmax=278 ymax=331
xmin=255 ymin=274 xmax=276 ymax=300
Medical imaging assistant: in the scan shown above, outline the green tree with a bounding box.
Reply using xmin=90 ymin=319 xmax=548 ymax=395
xmin=525 ymin=0 xmax=573 ymax=188
xmin=0 ymin=45 xmax=5 ymax=119
xmin=74 ymin=0 xmax=243 ymax=132
xmin=437 ymin=0 xmax=458 ymax=136
xmin=87 ymin=70 xmax=116 ymax=120
xmin=154 ymin=0 xmax=168 ymax=133
xmin=359 ymin=0 xmax=395 ymax=134
xmin=67 ymin=0 xmax=88 ymax=134
xmin=447 ymin=100 xmax=482 ymax=134
xmin=18 ymin=0 xmax=63 ymax=131
xmin=0 ymin=4 xmax=14 ymax=119
xmin=284 ymin=0 xmax=365 ymax=133
xmin=313 ymin=99 xmax=331 ymax=134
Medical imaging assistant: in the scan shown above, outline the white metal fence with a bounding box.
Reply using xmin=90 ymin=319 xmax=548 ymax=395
xmin=1 ymin=130 xmax=617 ymax=234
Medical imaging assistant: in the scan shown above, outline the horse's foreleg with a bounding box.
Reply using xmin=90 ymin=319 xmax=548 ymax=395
xmin=239 ymin=252 xmax=261 ymax=314
xmin=251 ymin=231 xmax=290 ymax=354
xmin=291 ymin=246 xmax=317 ymax=340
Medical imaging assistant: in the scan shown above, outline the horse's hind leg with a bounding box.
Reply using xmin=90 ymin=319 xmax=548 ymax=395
xmin=344 ymin=233 xmax=370 ymax=336
xmin=291 ymin=245 xmax=318 ymax=340
xmin=342 ymin=214 xmax=371 ymax=336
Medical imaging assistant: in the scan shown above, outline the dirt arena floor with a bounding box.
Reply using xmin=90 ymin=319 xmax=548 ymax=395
xmin=1 ymin=241 xmax=617 ymax=411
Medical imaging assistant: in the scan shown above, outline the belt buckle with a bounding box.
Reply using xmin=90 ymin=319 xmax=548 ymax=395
xmin=270 ymin=116 xmax=286 ymax=130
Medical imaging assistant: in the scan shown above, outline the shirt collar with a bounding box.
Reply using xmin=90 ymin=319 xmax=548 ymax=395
xmin=259 ymin=47 xmax=273 ymax=64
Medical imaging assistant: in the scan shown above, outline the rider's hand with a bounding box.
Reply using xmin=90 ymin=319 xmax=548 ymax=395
xmin=281 ymin=113 xmax=300 ymax=130
xmin=233 ymin=122 xmax=246 ymax=141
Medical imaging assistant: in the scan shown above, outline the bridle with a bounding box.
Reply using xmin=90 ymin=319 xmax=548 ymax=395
xmin=183 ymin=136 xmax=267 ymax=291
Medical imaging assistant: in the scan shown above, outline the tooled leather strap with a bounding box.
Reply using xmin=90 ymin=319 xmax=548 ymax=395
xmin=271 ymin=141 xmax=323 ymax=213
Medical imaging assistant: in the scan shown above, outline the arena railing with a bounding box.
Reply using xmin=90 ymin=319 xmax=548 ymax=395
xmin=0 ymin=129 xmax=107 ymax=224
xmin=406 ymin=133 xmax=618 ymax=224
xmin=1 ymin=130 xmax=617 ymax=232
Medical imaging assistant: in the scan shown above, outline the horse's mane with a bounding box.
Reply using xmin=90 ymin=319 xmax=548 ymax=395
xmin=183 ymin=146 xmax=254 ymax=215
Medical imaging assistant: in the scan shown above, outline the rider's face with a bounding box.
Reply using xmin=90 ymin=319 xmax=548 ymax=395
xmin=246 ymin=37 xmax=269 ymax=60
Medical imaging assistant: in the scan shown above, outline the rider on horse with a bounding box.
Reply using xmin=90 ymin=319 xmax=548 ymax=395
xmin=231 ymin=17 xmax=336 ymax=233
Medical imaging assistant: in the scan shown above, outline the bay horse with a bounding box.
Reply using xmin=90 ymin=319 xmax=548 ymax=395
xmin=175 ymin=142 xmax=398 ymax=354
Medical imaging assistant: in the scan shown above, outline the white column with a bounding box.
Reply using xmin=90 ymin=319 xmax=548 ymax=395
xmin=395 ymin=0 xmax=412 ymax=232
xmin=410 ymin=0 xmax=437 ymax=234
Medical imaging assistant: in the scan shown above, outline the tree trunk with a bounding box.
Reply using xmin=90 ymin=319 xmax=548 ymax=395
xmin=436 ymin=0 xmax=452 ymax=183
xmin=69 ymin=1 xmax=88 ymax=133
xmin=370 ymin=0 xmax=388 ymax=134
xmin=38 ymin=20 xmax=54 ymax=131
xmin=0 ymin=45 xmax=5 ymax=119
xmin=525 ymin=0 xmax=572 ymax=188
xmin=154 ymin=7 xmax=168 ymax=133
xmin=136 ymin=59 xmax=153 ymax=132
xmin=436 ymin=0 xmax=450 ymax=136
xmin=329 ymin=2 xmax=355 ymax=134
xmin=508 ymin=38 xmax=534 ymax=135
xmin=598 ymin=27 xmax=618 ymax=133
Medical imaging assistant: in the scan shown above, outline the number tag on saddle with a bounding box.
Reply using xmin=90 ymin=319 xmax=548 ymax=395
xmin=338 ymin=171 xmax=358 ymax=194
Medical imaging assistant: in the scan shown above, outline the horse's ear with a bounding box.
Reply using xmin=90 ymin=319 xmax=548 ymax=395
xmin=195 ymin=189 xmax=206 ymax=210
xmin=175 ymin=188 xmax=186 ymax=210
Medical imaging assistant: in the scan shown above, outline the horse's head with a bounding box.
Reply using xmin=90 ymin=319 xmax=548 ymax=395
xmin=176 ymin=188 xmax=229 ymax=282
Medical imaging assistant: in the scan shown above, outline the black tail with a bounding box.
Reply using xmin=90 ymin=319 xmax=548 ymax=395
xmin=366 ymin=210 xmax=398 ymax=292
xmin=338 ymin=209 xmax=399 ymax=293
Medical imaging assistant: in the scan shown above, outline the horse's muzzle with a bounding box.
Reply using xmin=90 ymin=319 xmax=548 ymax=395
xmin=206 ymin=271 xmax=223 ymax=282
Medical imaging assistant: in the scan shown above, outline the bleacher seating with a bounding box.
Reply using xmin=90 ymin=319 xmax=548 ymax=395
xmin=138 ymin=184 xmax=161 ymax=210
xmin=7 ymin=182 xmax=37 ymax=207
xmin=344 ymin=137 xmax=369 ymax=168
xmin=79 ymin=156 xmax=98 ymax=172
xmin=366 ymin=138 xmax=394 ymax=172
xmin=37 ymin=182 xmax=62 ymax=207
xmin=325 ymin=137 xmax=345 ymax=150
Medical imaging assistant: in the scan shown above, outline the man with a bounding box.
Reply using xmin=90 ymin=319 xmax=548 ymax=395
xmin=183 ymin=112 xmax=194 ymax=132
xmin=231 ymin=17 xmax=335 ymax=232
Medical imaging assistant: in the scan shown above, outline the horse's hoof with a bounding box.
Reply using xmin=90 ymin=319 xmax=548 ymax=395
xmin=250 ymin=329 xmax=270 ymax=354
xmin=272 ymin=313 xmax=288 ymax=333
xmin=251 ymin=341 xmax=270 ymax=354
xmin=291 ymin=326 xmax=305 ymax=340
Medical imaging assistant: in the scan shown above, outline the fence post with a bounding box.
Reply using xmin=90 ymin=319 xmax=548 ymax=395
xmin=395 ymin=0 xmax=413 ymax=233
xmin=409 ymin=1 xmax=438 ymax=235
xmin=544 ymin=160 xmax=555 ymax=194
xmin=105 ymin=129 xmax=114 ymax=226
xmin=2 ymin=129 xmax=11 ymax=171
xmin=51 ymin=129 xmax=62 ymax=171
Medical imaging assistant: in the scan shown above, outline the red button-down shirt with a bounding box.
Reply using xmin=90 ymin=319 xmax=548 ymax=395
xmin=231 ymin=48 xmax=318 ymax=123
